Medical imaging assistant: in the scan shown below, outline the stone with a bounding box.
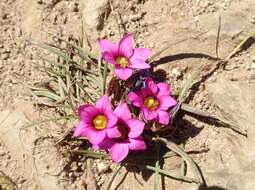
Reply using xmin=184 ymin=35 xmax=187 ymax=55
xmin=248 ymin=71 xmax=255 ymax=80
xmin=80 ymin=0 xmax=110 ymax=30
xmin=1 ymin=53 xmax=10 ymax=60
xmin=205 ymin=76 xmax=255 ymax=189
xmin=96 ymin=162 xmax=109 ymax=174
xmin=0 ymin=110 xmax=74 ymax=190
xmin=171 ymin=68 xmax=182 ymax=78
xmin=250 ymin=64 xmax=255 ymax=69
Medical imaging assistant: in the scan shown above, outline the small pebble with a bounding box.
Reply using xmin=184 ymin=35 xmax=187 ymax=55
xmin=97 ymin=162 xmax=110 ymax=174
xmin=0 ymin=150 xmax=6 ymax=156
xmin=250 ymin=64 xmax=255 ymax=70
xmin=72 ymin=2 xmax=79 ymax=12
xmin=2 ymin=53 xmax=10 ymax=60
xmin=203 ymin=103 xmax=209 ymax=110
xmin=78 ymin=179 xmax=86 ymax=187
xmin=68 ymin=172 xmax=74 ymax=177
xmin=37 ymin=0 xmax=43 ymax=4
xmin=171 ymin=68 xmax=182 ymax=78
xmin=2 ymin=13 xmax=8 ymax=19
xmin=137 ymin=38 xmax=142 ymax=44
xmin=149 ymin=43 xmax=154 ymax=48
xmin=248 ymin=72 xmax=255 ymax=80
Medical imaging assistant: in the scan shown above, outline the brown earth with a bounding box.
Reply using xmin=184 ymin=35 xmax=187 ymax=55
xmin=0 ymin=0 xmax=255 ymax=189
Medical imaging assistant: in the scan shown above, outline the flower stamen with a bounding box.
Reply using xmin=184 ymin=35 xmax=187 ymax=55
xmin=144 ymin=96 xmax=159 ymax=110
xmin=93 ymin=115 xmax=107 ymax=130
xmin=116 ymin=57 xmax=129 ymax=68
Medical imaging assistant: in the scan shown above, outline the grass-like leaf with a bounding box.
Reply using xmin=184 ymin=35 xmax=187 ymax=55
xmin=106 ymin=165 xmax=122 ymax=190
xmin=29 ymin=40 xmax=72 ymax=63
xmin=32 ymin=90 xmax=62 ymax=101
xmin=153 ymin=142 xmax=160 ymax=190
xmin=103 ymin=62 xmax=109 ymax=94
xmin=70 ymin=149 xmax=110 ymax=159
xmin=181 ymin=103 xmax=247 ymax=136
xmin=155 ymin=137 xmax=205 ymax=186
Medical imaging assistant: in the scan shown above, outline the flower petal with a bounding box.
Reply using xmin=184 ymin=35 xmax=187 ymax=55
xmin=107 ymin=126 xmax=121 ymax=138
xmin=118 ymin=34 xmax=134 ymax=58
xmin=129 ymin=59 xmax=151 ymax=69
xmin=127 ymin=91 xmax=143 ymax=107
xmin=86 ymin=128 xmax=107 ymax=145
xmin=94 ymin=138 xmax=114 ymax=150
xmin=78 ymin=105 xmax=98 ymax=123
xmin=98 ymin=38 xmax=118 ymax=53
xmin=157 ymin=82 xmax=171 ymax=97
xmin=115 ymin=68 xmax=133 ymax=80
xmin=158 ymin=95 xmax=177 ymax=110
xmin=73 ymin=121 xmax=87 ymax=137
xmin=129 ymin=137 xmax=147 ymax=150
xmin=140 ymin=88 xmax=152 ymax=97
xmin=131 ymin=48 xmax=152 ymax=61
xmin=157 ymin=110 xmax=170 ymax=125
xmin=114 ymin=103 xmax=131 ymax=120
xmin=146 ymin=78 xmax=158 ymax=95
xmin=102 ymin=52 xmax=117 ymax=65
xmin=142 ymin=108 xmax=157 ymax=121
xmin=105 ymin=110 xmax=118 ymax=128
xmin=126 ymin=119 xmax=145 ymax=138
xmin=96 ymin=95 xmax=112 ymax=111
xmin=108 ymin=143 xmax=129 ymax=163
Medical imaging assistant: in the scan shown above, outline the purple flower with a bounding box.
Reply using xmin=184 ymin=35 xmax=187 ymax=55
xmin=98 ymin=34 xmax=152 ymax=80
xmin=128 ymin=78 xmax=177 ymax=125
xmin=96 ymin=103 xmax=146 ymax=163
xmin=73 ymin=95 xmax=118 ymax=145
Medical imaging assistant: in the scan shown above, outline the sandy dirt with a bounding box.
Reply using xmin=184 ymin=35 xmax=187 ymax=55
xmin=0 ymin=0 xmax=255 ymax=189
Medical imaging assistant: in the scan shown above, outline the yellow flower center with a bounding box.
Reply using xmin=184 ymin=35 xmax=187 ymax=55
xmin=117 ymin=125 xmax=128 ymax=141
xmin=92 ymin=115 xmax=107 ymax=130
xmin=144 ymin=96 xmax=160 ymax=110
xmin=116 ymin=57 xmax=129 ymax=68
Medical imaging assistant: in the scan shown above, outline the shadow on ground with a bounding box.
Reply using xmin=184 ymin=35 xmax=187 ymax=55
xmin=198 ymin=185 xmax=227 ymax=190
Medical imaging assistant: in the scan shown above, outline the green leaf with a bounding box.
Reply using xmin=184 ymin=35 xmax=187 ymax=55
xmin=33 ymin=90 xmax=62 ymax=101
xmin=153 ymin=143 xmax=160 ymax=190
xmin=30 ymin=40 xmax=71 ymax=63
xmin=85 ymin=74 xmax=103 ymax=93
xmin=102 ymin=62 xmax=108 ymax=94
xmin=58 ymin=76 xmax=67 ymax=98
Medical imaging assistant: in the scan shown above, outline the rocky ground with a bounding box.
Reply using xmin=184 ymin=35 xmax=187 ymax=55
xmin=0 ymin=0 xmax=255 ymax=189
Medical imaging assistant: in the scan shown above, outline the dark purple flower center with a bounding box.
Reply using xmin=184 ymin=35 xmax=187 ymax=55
xmin=116 ymin=56 xmax=129 ymax=68
xmin=116 ymin=124 xmax=129 ymax=141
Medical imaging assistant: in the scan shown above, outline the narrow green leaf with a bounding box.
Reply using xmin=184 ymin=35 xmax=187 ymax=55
xmin=106 ymin=166 xmax=122 ymax=190
xmin=31 ymin=40 xmax=71 ymax=63
xmin=98 ymin=57 xmax=103 ymax=81
xmin=33 ymin=90 xmax=61 ymax=101
xmin=102 ymin=62 xmax=108 ymax=94
xmin=153 ymin=143 xmax=160 ymax=190
xmin=24 ymin=116 xmax=71 ymax=128
xmin=85 ymin=74 xmax=103 ymax=93
xmin=156 ymin=138 xmax=205 ymax=186
xmin=58 ymin=76 xmax=67 ymax=98
xmin=70 ymin=150 xmax=109 ymax=159
xmin=178 ymin=69 xmax=200 ymax=103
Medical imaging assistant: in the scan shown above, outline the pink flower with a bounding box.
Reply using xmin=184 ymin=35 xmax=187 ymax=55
xmin=98 ymin=34 xmax=152 ymax=80
xmin=73 ymin=95 xmax=118 ymax=145
xmin=96 ymin=103 xmax=146 ymax=163
xmin=128 ymin=78 xmax=177 ymax=125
